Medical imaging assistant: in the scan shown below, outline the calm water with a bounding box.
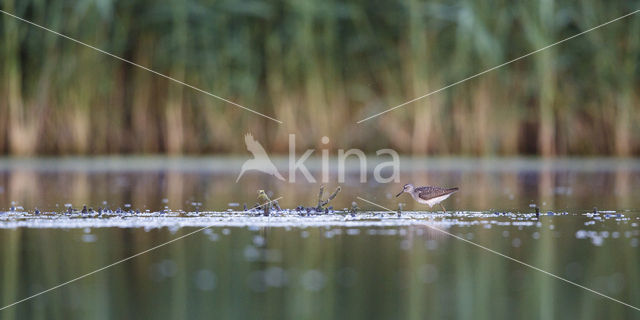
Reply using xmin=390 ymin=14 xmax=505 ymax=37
xmin=1 ymin=157 xmax=639 ymax=319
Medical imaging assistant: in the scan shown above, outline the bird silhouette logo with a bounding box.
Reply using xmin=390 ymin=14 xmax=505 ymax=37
xmin=236 ymin=133 xmax=285 ymax=182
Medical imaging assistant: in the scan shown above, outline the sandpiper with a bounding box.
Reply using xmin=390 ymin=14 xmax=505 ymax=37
xmin=396 ymin=183 xmax=459 ymax=212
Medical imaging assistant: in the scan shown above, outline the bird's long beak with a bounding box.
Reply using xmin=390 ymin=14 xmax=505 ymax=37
xmin=396 ymin=190 xmax=404 ymax=197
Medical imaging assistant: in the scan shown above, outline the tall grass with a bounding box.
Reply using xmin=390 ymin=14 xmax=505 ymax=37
xmin=0 ymin=0 xmax=638 ymax=155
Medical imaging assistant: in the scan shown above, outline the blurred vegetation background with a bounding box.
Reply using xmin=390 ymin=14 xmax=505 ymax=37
xmin=0 ymin=0 xmax=638 ymax=156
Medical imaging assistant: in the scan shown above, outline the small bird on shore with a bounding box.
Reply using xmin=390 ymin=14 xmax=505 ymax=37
xmin=396 ymin=184 xmax=459 ymax=212
xmin=257 ymin=190 xmax=276 ymax=216
xmin=257 ymin=190 xmax=272 ymax=207
xmin=257 ymin=190 xmax=281 ymax=213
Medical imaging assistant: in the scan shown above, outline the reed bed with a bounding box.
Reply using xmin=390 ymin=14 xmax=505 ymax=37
xmin=0 ymin=0 xmax=638 ymax=155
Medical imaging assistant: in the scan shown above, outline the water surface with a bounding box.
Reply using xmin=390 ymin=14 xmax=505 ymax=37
xmin=0 ymin=157 xmax=639 ymax=319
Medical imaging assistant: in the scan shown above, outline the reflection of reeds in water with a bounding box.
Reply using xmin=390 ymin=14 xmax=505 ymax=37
xmin=0 ymin=1 xmax=639 ymax=155
xmin=1 ymin=224 xmax=638 ymax=318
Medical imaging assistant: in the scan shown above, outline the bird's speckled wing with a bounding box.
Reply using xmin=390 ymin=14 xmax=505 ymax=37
xmin=416 ymin=186 xmax=459 ymax=201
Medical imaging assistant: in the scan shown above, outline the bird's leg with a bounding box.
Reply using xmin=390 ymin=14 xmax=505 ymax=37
xmin=439 ymin=203 xmax=447 ymax=212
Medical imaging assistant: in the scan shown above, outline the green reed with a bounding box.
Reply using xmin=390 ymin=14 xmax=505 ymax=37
xmin=0 ymin=0 xmax=638 ymax=155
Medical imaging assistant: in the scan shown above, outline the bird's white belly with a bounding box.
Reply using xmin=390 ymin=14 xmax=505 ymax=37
xmin=414 ymin=193 xmax=451 ymax=207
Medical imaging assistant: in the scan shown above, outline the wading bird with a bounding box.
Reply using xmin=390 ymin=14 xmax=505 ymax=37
xmin=396 ymin=183 xmax=459 ymax=212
